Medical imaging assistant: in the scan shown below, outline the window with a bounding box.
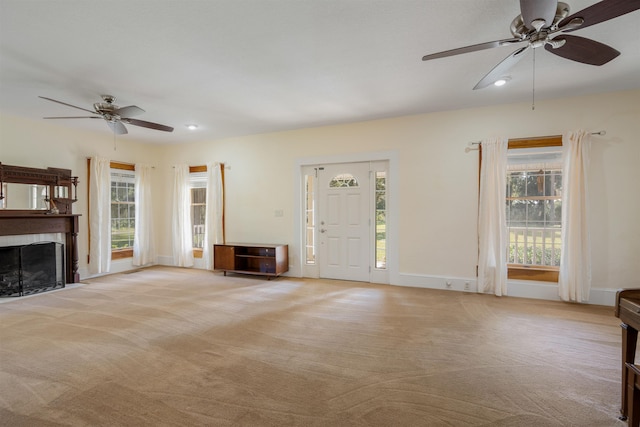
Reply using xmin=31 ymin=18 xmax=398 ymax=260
xmin=304 ymin=173 xmax=316 ymax=264
xmin=189 ymin=169 xmax=207 ymax=257
xmin=507 ymin=158 xmax=562 ymax=266
xmin=110 ymin=166 xmax=136 ymax=258
xmin=329 ymin=173 xmax=358 ymax=188
xmin=504 ymin=137 xmax=563 ymax=282
xmin=375 ymin=171 xmax=387 ymax=269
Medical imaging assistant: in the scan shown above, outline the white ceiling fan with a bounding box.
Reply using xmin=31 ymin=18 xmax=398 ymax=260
xmin=422 ymin=0 xmax=640 ymax=89
xmin=39 ymin=94 xmax=174 ymax=134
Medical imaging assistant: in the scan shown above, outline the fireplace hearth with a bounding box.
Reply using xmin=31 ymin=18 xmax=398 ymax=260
xmin=0 ymin=242 xmax=64 ymax=297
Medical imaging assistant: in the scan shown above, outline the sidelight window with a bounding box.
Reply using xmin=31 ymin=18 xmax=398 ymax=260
xmin=304 ymin=174 xmax=316 ymax=264
xmin=375 ymin=171 xmax=387 ymax=269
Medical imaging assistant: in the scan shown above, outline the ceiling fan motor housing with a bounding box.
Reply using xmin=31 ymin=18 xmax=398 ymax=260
xmin=511 ymin=2 xmax=571 ymax=38
xmin=94 ymin=95 xmax=120 ymax=120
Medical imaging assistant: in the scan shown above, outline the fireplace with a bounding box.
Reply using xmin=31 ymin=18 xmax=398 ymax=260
xmin=0 ymin=214 xmax=80 ymax=284
xmin=0 ymin=242 xmax=65 ymax=297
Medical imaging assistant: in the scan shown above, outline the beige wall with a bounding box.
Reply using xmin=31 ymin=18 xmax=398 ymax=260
xmin=2 ymin=89 xmax=639 ymax=303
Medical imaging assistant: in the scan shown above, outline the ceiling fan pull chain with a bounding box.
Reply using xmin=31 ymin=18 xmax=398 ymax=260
xmin=532 ymin=48 xmax=536 ymax=111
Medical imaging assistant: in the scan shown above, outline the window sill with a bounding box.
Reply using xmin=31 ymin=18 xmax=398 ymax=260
xmin=508 ymin=265 xmax=558 ymax=283
xmin=112 ymin=249 xmax=133 ymax=260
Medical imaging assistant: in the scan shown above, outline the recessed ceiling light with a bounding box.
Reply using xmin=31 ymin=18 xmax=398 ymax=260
xmin=186 ymin=124 xmax=198 ymax=130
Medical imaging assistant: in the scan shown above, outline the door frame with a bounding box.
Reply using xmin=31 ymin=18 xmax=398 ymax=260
xmin=293 ymin=150 xmax=399 ymax=284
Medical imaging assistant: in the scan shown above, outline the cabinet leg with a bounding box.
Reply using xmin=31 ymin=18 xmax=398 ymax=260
xmin=622 ymin=323 xmax=638 ymax=419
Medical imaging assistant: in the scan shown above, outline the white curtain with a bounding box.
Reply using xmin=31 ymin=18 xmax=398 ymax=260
xmin=478 ymin=137 xmax=508 ymax=296
xmin=203 ymin=162 xmax=224 ymax=270
xmin=172 ymin=164 xmax=194 ymax=267
xmin=89 ymin=156 xmax=111 ymax=275
xmin=559 ymin=130 xmax=592 ymax=302
xmin=133 ymin=164 xmax=155 ymax=266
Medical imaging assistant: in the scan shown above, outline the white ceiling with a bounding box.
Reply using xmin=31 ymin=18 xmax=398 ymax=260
xmin=1 ymin=0 xmax=639 ymax=144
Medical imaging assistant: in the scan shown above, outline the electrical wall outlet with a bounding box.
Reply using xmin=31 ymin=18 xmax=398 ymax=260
xmin=464 ymin=281 xmax=470 ymax=290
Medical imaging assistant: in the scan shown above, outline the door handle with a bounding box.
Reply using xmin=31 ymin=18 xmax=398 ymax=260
xmin=320 ymin=228 xmax=327 ymax=233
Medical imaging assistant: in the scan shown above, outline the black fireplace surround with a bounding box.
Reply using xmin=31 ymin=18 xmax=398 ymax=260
xmin=0 ymin=242 xmax=64 ymax=297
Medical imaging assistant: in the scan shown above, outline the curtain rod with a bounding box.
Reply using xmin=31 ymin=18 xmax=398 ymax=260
xmin=85 ymin=157 xmax=155 ymax=168
xmin=465 ymin=131 xmax=606 ymax=153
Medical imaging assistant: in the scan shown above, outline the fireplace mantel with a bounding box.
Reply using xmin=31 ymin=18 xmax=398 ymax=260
xmin=0 ymin=213 xmax=80 ymax=283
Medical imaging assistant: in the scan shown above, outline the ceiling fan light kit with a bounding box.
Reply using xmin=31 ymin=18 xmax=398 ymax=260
xmin=494 ymin=77 xmax=511 ymax=87
xmin=39 ymin=94 xmax=174 ymax=135
xmin=422 ymin=0 xmax=640 ymax=90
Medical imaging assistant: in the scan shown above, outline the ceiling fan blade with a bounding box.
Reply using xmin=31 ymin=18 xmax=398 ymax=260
xmin=123 ymin=118 xmax=174 ymax=132
xmin=38 ymin=96 xmax=97 ymax=114
xmin=473 ymin=45 xmax=531 ymax=90
xmin=559 ymin=0 xmax=640 ymax=32
xmin=107 ymin=121 xmax=128 ymax=135
xmin=43 ymin=116 xmax=99 ymax=119
xmin=422 ymin=38 xmax=523 ymax=61
xmin=114 ymin=105 xmax=145 ymax=118
xmin=545 ymin=34 xmax=620 ymax=65
xmin=520 ymin=0 xmax=558 ymax=29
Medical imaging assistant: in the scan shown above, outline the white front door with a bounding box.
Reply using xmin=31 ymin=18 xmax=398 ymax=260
xmin=318 ymin=162 xmax=370 ymax=281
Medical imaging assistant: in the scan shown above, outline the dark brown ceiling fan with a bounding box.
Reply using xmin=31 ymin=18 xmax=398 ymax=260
xmin=39 ymin=94 xmax=174 ymax=134
xmin=422 ymin=0 xmax=640 ymax=89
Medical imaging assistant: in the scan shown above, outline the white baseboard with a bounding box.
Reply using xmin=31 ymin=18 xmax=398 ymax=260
xmin=397 ymin=273 xmax=617 ymax=306
xmin=155 ymin=255 xmax=208 ymax=270
xmin=78 ymin=258 xmax=144 ymax=281
xmin=79 ymin=262 xmax=617 ymax=307
xmin=157 ymin=255 xmax=173 ymax=266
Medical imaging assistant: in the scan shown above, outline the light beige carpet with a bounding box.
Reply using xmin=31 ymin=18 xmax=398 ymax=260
xmin=0 ymin=266 xmax=625 ymax=426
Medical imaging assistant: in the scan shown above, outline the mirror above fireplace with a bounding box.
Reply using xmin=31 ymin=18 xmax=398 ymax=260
xmin=0 ymin=163 xmax=78 ymax=214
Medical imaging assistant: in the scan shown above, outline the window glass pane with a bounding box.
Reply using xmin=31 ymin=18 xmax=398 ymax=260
xmin=527 ymin=170 xmax=544 ymax=196
xmin=508 ymin=200 xmax=526 ymax=227
xmin=544 ymin=199 xmax=561 ymax=226
xmin=375 ymin=171 xmax=387 ymax=270
xmin=110 ymin=169 xmax=136 ymax=250
xmin=508 ymin=172 xmax=526 ymax=197
xmin=329 ymin=173 xmax=358 ymax=188
xmin=189 ymin=175 xmax=207 ymax=249
xmin=506 ymin=146 xmax=562 ymax=268
xmin=527 ymin=200 xmax=544 ymax=223
xmin=192 ymin=187 xmax=206 ymax=204
xmin=376 ymin=192 xmax=386 ymax=210
xmin=545 ymin=171 xmax=562 ymax=197
xmin=305 ymin=174 xmax=315 ymax=264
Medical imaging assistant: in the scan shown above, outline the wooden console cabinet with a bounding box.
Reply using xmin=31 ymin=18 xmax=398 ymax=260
xmin=214 ymin=243 xmax=288 ymax=278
